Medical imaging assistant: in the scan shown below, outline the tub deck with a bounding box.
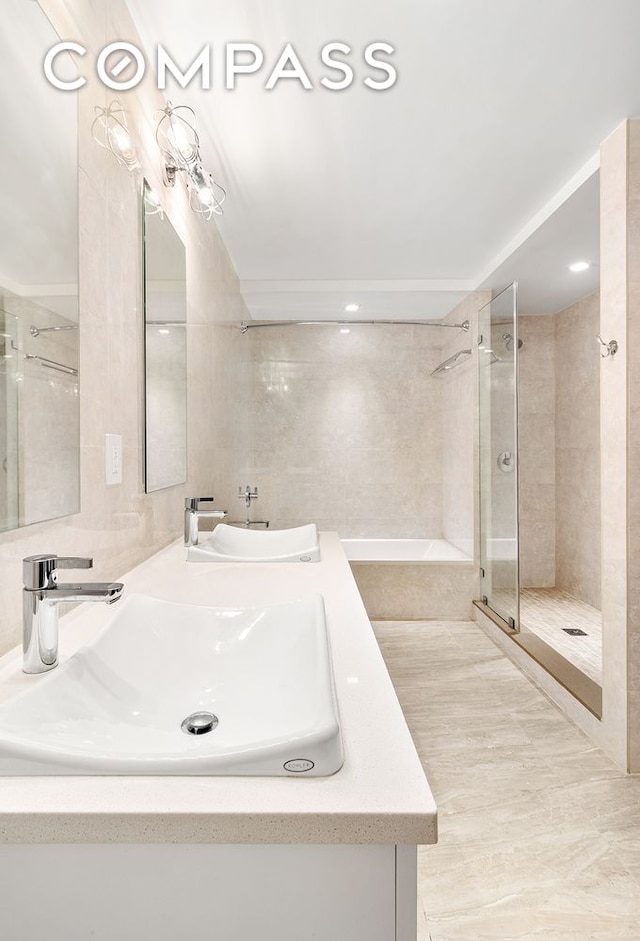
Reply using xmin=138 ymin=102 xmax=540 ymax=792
xmin=342 ymin=538 xmax=471 ymax=563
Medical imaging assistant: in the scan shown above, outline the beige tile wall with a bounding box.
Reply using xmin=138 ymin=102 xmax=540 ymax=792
xmin=626 ymin=120 xmax=640 ymax=771
xmin=517 ymin=296 xmax=601 ymax=607
xmin=555 ymin=292 xmax=601 ymax=608
xmin=439 ymin=292 xmax=487 ymax=558
xmin=351 ymin=563 xmax=476 ymax=619
xmin=245 ymin=324 xmax=445 ymax=537
xmin=0 ymin=0 xmax=249 ymax=657
xmin=593 ymin=120 xmax=628 ymax=770
xmin=534 ymin=119 xmax=640 ymax=773
xmin=517 ymin=315 xmax=556 ymax=588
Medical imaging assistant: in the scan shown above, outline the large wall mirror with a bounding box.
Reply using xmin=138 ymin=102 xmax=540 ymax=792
xmin=143 ymin=182 xmax=187 ymax=492
xmin=0 ymin=0 xmax=79 ymax=532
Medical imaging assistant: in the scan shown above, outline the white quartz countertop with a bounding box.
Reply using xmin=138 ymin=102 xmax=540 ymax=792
xmin=0 ymin=533 xmax=437 ymax=845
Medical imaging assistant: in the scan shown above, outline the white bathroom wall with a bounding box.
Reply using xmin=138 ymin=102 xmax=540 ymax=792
xmin=0 ymin=0 xmax=249 ymax=656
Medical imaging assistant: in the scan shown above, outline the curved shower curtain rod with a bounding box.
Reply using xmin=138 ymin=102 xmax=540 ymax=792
xmin=239 ymin=319 xmax=470 ymax=333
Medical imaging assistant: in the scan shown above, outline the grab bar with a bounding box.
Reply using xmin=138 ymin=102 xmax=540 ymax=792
xmin=24 ymin=354 xmax=78 ymax=377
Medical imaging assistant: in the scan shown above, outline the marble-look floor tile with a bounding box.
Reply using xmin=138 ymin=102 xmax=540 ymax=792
xmin=372 ymin=619 xmax=640 ymax=939
xmin=417 ymin=898 xmax=431 ymax=941
xmin=393 ymin=684 xmax=505 ymax=718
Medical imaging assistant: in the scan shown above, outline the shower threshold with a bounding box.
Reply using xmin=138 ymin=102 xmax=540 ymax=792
xmin=473 ymin=599 xmax=602 ymax=719
xmin=520 ymin=587 xmax=602 ymax=684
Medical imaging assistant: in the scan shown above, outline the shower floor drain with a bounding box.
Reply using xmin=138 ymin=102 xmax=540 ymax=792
xmin=562 ymin=628 xmax=588 ymax=636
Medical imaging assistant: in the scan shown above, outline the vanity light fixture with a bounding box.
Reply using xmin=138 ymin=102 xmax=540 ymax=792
xmin=91 ymin=101 xmax=140 ymax=172
xmin=569 ymin=261 xmax=590 ymax=273
xmin=154 ymin=102 xmax=226 ymax=220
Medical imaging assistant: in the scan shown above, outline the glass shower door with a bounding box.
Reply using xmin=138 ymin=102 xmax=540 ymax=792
xmin=478 ymin=283 xmax=519 ymax=630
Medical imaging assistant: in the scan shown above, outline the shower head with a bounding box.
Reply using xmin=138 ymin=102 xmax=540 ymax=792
xmin=502 ymin=332 xmax=523 ymax=351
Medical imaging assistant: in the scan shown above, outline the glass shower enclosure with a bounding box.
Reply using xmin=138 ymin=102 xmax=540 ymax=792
xmin=478 ymin=283 xmax=519 ymax=630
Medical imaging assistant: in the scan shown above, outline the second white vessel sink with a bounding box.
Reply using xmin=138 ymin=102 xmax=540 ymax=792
xmin=188 ymin=523 xmax=321 ymax=562
xmin=0 ymin=593 xmax=342 ymax=776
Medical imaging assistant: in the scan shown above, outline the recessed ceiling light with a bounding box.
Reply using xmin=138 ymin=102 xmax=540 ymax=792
xmin=569 ymin=261 xmax=590 ymax=273
xmin=344 ymin=303 xmax=360 ymax=313
xmin=158 ymin=328 xmax=170 ymax=334
xmin=340 ymin=328 xmax=351 ymax=334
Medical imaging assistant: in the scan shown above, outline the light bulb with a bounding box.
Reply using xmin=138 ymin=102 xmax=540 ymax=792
xmin=569 ymin=261 xmax=590 ymax=273
xmin=170 ymin=120 xmax=196 ymax=162
xmin=198 ymin=185 xmax=215 ymax=207
xmin=109 ymin=124 xmax=135 ymax=160
xmin=344 ymin=303 xmax=360 ymax=313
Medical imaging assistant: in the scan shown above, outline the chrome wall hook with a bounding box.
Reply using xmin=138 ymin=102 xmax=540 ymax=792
xmin=596 ymin=334 xmax=618 ymax=358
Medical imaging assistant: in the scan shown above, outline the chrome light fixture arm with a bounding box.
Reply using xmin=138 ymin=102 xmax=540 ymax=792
xmin=91 ymin=100 xmax=140 ymax=172
xmin=155 ymin=102 xmax=226 ymax=219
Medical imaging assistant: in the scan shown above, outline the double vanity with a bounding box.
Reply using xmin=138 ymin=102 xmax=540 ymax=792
xmin=0 ymin=522 xmax=436 ymax=941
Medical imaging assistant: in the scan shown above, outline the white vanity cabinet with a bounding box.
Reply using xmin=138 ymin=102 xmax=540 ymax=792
xmin=0 ymin=535 xmax=435 ymax=940
xmin=0 ymin=844 xmax=418 ymax=940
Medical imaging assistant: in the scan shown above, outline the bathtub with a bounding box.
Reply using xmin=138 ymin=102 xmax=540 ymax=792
xmin=342 ymin=538 xmax=476 ymax=620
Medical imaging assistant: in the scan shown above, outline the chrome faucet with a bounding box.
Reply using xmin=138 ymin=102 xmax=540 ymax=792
xmin=22 ymin=554 xmax=124 ymax=674
xmin=184 ymin=497 xmax=228 ymax=547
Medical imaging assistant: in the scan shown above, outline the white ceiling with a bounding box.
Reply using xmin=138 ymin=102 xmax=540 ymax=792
xmin=127 ymin=0 xmax=640 ymax=319
xmin=480 ymin=166 xmax=600 ymax=316
xmin=239 ymin=288 xmax=472 ymax=323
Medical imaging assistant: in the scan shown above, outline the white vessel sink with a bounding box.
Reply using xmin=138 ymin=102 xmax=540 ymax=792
xmin=188 ymin=523 xmax=321 ymax=563
xmin=0 ymin=594 xmax=342 ymax=776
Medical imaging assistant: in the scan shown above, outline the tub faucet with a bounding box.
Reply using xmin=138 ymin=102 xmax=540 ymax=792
xmin=22 ymin=554 xmax=124 ymax=675
xmin=239 ymin=485 xmax=259 ymax=510
xmin=184 ymin=497 xmax=228 ymax=547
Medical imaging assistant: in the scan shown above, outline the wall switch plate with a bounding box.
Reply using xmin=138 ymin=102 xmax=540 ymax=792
xmin=105 ymin=434 xmax=123 ymax=486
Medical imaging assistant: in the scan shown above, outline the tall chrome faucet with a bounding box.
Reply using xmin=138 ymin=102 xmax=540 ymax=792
xmin=22 ymin=555 xmax=124 ymax=674
xmin=232 ymin=485 xmax=268 ymax=529
xmin=184 ymin=497 xmax=228 ymax=547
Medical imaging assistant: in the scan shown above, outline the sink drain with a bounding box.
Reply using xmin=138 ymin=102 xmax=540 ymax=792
xmin=181 ymin=711 xmax=219 ymax=735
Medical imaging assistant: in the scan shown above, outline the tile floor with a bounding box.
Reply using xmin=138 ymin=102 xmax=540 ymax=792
xmin=520 ymin=588 xmax=602 ymax=685
xmin=373 ymin=619 xmax=640 ymax=940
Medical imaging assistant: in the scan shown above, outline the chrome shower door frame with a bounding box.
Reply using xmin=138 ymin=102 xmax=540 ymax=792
xmin=478 ymin=282 xmax=520 ymax=632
